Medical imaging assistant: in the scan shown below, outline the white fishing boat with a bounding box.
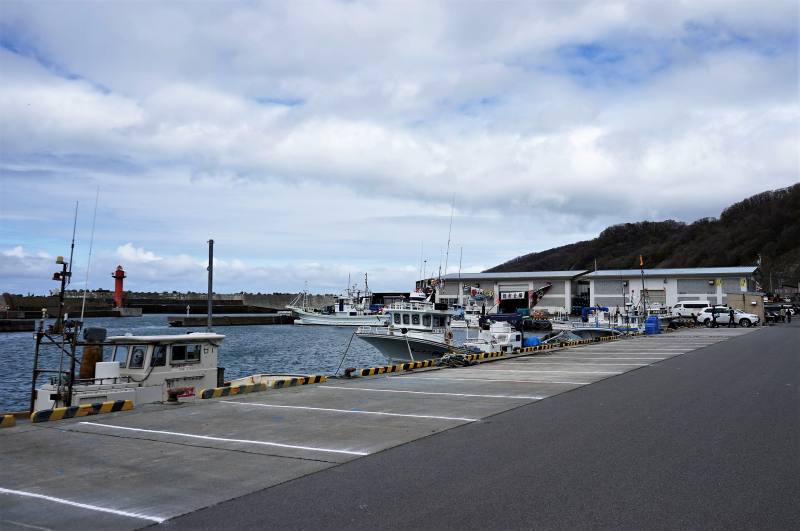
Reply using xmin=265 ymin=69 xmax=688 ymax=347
xmin=462 ymin=320 xmax=522 ymax=354
xmin=450 ymin=304 xmax=483 ymax=329
xmin=288 ymin=278 xmax=389 ymax=327
xmin=356 ymin=291 xmax=464 ymax=362
xmin=33 ymin=330 xmax=225 ymax=410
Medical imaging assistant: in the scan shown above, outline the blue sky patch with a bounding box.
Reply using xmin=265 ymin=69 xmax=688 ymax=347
xmin=255 ymin=96 xmax=305 ymax=107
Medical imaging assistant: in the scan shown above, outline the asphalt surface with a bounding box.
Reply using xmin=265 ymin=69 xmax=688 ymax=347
xmin=164 ymin=323 xmax=799 ymax=530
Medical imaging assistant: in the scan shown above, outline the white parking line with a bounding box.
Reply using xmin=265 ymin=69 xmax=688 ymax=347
xmin=511 ymin=357 xmax=667 ymax=361
xmin=468 ymin=369 xmax=622 ymax=374
xmin=488 ymin=362 xmax=649 ymax=366
xmin=397 ymin=376 xmax=592 ymax=385
xmin=219 ymin=400 xmax=479 ymax=422
xmin=321 ymin=386 xmax=545 ymax=400
xmin=0 ymin=487 xmax=165 ymax=523
xmin=77 ymin=422 xmax=368 ymax=456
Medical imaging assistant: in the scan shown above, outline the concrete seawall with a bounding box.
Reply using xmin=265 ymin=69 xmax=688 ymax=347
xmin=168 ymin=314 xmax=295 ymax=327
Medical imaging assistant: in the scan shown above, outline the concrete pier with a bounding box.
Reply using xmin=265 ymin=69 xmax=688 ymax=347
xmin=0 ymin=319 xmax=34 ymax=333
xmin=168 ymin=314 xmax=294 ymax=327
xmin=1 ymin=325 xmax=796 ymax=530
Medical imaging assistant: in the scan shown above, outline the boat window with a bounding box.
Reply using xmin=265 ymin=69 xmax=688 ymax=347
xmin=113 ymin=345 xmax=129 ymax=368
xmin=412 ymin=314 xmax=420 ymax=325
xmin=423 ymin=315 xmax=431 ymax=327
xmin=187 ymin=345 xmax=201 ymax=362
xmin=151 ymin=345 xmax=167 ymax=367
xmin=433 ymin=316 xmax=443 ymax=327
xmin=402 ymin=314 xmax=410 ymax=325
xmin=171 ymin=344 xmax=202 ymax=364
xmin=393 ymin=313 xmax=401 ymax=324
xmin=129 ymin=346 xmax=146 ymax=369
xmin=349 ymin=312 xmax=357 ymax=316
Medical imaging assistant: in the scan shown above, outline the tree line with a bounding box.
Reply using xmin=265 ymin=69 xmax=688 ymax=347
xmin=487 ymin=183 xmax=800 ymax=293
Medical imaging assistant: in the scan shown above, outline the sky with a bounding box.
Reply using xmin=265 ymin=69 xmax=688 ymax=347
xmin=1 ymin=1 xmax=798 ymax=295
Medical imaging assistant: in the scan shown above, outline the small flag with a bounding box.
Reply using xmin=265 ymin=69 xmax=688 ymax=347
xmin=639 ymin=255 xmax=644 ymax=267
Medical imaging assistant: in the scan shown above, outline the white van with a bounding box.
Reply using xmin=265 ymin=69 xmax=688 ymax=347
xmin=671 ymin=301 xmax=711 ymax=317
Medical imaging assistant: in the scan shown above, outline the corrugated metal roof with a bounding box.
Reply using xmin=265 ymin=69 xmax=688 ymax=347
xmin=583 ymin=266 xmax=757 ymax=278
xmin=437 ymin=266 xmax=757 ymax=282
xmin=442 ymin=271 xmax=588 ymax=281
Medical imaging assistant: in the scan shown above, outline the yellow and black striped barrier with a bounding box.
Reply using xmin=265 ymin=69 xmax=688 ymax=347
xmin=358 ymin=359 xmax=438 ymax=376
xmin=30 ymin=400 xmax=133 ymax=423
xmin=1 ymin=414 xmax=15 ymax=428
xmin=359 ymin=364 xmax=402 ymax=376
xmin=200 ymin=383 xmax=268 ymax=400
xmin=400 ymin=359 xmax=438 ymax=370
xmin=272 ymin=375 xmax=327 ymax=388
xmin=519 ymin=343 xmax=558 ymax=354
xmin=464 ymin=351 xmax=506 ymax=362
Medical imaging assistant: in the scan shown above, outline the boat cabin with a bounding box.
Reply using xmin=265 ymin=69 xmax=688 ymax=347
xmin=33 ymin=332 xmax=224 ymax=411
xmin=385 ymin=299 xmax=452 ymax=334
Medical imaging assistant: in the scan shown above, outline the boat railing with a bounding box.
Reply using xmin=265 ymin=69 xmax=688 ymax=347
xmin=387 ymin=301 xmax=438 ymax=312
xmin=49 ymin=375 xmax=134 ymax=386
xmin=357 ymin=325 xmax=446 ymax=336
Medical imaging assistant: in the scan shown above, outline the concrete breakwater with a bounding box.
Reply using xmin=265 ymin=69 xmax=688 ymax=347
xmin=2 ymin=292 xmax=335 ymax=316
xmin=0 ymin=319 xmax=34 ymax=332
xmin=168 ymin=314 xmax=295 ymax=327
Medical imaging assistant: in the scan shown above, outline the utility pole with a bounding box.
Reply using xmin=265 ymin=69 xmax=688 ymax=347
xmin=207 ymin=239 xmax=214 ymax=332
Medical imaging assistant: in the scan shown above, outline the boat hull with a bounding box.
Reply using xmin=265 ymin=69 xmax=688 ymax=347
xmin=291 ymin=309 xmax=389 ymax=327
xmin=356 ymin=332 xmax=462 ymax=362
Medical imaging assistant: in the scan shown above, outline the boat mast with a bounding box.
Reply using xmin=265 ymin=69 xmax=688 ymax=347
xmin=66 ymin=201 xmax=78 ymax=287
xmin=80 ymin=187 xmax=100 ymax=321
xmin=439 ymin=195 xmax=455 ymax=306
xmin=457 ymin=246 xmax=463 ymax=306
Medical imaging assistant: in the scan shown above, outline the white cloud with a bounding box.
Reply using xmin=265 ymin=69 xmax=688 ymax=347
xmin=115 ymin=243 xmax=162 ymax=264
xmin=1 ymin=1 xmax=797 ymax=293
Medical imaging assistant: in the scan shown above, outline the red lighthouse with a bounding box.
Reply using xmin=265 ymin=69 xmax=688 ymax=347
xmin=112 ymin=265 xmax=126 ymax=308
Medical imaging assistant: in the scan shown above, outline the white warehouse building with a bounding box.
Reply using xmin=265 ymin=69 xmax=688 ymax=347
xmin=435 ymin=266 xmax=758 ymax=314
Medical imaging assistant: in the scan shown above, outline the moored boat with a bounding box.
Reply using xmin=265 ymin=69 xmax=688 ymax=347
xmin=356 ymin=291 xmax=464 ymax=362
xmin=462 ymin=320 xmax=522 ymax=354
xmin=288 ymin=277 xmax=389 ymax=327
xmin=33 ymin=330 xmax=225 ymax=410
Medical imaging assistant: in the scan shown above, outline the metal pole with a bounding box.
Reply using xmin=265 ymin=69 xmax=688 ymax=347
xmin=66 ymin=327 xmax=78 ymax=407
xmin=29 ymin=330 xmax=43 ymax=414
xmin=207 ymin=239 xmax=214 ymax=332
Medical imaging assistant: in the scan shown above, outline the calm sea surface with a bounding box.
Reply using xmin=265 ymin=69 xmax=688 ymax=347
xmin=0 ymin=314 xmax=484 ymax=412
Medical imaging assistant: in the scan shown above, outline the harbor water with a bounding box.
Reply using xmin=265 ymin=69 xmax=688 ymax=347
xmin=0 ymin=314 xmax=504 ymax=412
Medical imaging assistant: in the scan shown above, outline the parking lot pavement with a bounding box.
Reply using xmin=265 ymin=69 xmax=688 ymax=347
xmin=0 ymin=326 xmax=762 ymax=530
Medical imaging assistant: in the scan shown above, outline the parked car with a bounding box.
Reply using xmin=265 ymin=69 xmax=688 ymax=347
xmin=764 ymin=305 xmax=786 ymax=322
xmin=697 ymin=306 xmax=759 ymax=327
xmin=671 ymin=301 xmax=712 ymax=317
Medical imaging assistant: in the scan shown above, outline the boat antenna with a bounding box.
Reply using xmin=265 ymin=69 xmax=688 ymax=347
xmin=418 ymin=241 xmax=424 ymax=288
xmin=80 ymin=187 xmax=100 ymax=321
xmin=441 ymin=195 xmax=455 ymax=294
xmin=67 ymin=201 xmax=79 ymax=286
xmin=457 ymin=246 xmax=463 ymax=305
xmin=207 ymin=239 xmax=214 ymax=332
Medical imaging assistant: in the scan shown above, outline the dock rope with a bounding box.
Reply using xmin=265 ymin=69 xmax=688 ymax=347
xmin=334 ymin=330 xmax=357 ymax=376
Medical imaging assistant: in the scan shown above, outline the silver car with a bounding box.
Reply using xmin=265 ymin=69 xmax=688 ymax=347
xmin=697 ymin=306 xmax=759 ymax=327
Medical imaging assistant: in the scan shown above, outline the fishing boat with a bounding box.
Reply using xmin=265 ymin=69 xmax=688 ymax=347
xmin=32 ymin=329 xmax=225 ymax=410
xmin=450 ymin=304 xmax=483 ymax=329
xmin=288 ymin=277 xmax=389 ymax=327
xmin=462 ymin=320 xmax=522 ymax=354
xmin=355 ymin=291 xmax=464 ymax=362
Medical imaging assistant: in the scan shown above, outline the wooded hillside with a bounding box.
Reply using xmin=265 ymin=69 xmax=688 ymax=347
xmin=487 ymin=184 xmax=800 ymax=291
